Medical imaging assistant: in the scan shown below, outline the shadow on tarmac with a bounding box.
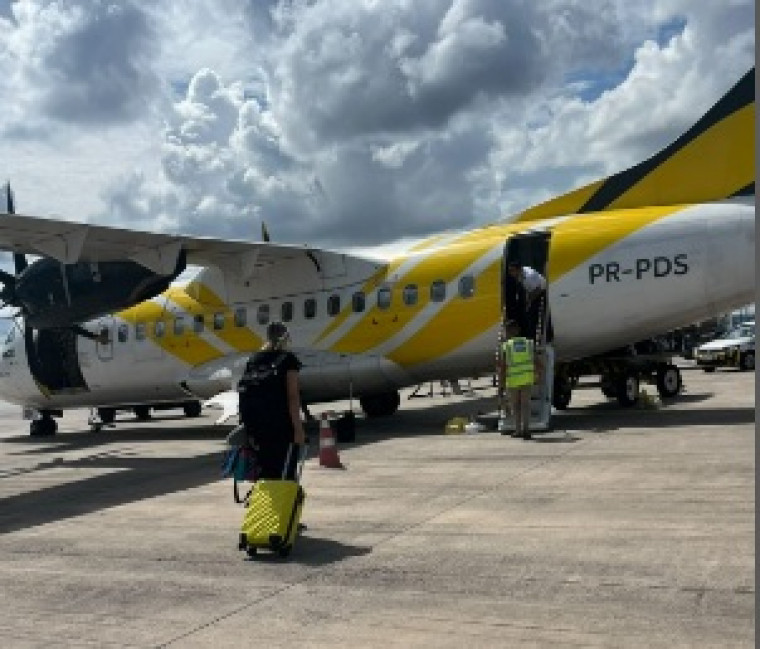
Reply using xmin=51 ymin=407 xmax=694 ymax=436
xmin=244 ymin=536 xmax=371 ymax=566
xmin=0 ymin=450 xmax=223 ymax=535
xmin=0 ymin=386 xmax=752 ymax=535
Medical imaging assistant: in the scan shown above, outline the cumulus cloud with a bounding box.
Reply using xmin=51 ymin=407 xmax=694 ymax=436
xmin=0 ymin=0 xmax=754 ymax=251
xmin=0 ymin=0 xmax=159 ymax=130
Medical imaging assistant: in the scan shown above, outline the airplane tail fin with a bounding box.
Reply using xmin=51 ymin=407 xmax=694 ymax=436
xmin=515 ymin=68 xmax=755 ymax=222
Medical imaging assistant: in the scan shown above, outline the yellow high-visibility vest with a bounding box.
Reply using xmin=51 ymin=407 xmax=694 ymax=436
xmin=503 ymin=338 xmax=535 ymax=388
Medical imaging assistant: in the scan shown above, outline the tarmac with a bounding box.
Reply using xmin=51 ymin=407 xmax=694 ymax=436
xmin=0 ymin=360 xmax=754 ymax=648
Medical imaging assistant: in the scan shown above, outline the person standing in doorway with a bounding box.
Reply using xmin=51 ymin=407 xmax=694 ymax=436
xmin=507 ymin=262 xmax=549 ymax=340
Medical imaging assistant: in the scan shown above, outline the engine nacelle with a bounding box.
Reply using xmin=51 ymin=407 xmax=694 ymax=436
xmin=13 ymin=253 xmax=186 ymax=329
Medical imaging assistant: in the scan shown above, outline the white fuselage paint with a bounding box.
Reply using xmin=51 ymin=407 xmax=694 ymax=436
xmin=0 ymin=199 xmax=753 ymax=411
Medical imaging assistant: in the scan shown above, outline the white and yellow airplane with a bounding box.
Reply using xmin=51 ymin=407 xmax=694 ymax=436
xmin=0 ymin=68 xmax=754 ymax=436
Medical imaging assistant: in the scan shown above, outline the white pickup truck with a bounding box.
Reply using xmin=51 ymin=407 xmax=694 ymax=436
xmin=694 ymin=322 xmax=755 ymax=372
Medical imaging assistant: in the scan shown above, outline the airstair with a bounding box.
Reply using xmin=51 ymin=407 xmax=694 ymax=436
xmin=497 ymin=292 xmax=554 ymax=433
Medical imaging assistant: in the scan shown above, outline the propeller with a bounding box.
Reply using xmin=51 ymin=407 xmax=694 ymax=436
xmin=0 ymin=183 xmax=23 ymax=312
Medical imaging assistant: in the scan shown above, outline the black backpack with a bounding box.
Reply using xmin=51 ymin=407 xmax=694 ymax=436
xmin=237 ymin=352 xmax=288 ymax=397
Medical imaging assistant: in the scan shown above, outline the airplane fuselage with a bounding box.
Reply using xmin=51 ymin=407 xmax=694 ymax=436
xmin=0 ymin=198 xmax=753 ymax=412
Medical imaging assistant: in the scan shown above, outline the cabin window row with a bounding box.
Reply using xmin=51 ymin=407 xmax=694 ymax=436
xmin=106 ymin=275 xmax=476 ymax=342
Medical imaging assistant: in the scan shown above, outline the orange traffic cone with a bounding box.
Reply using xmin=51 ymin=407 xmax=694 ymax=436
xmin=319 ymin=412 xmax=344 ymax=469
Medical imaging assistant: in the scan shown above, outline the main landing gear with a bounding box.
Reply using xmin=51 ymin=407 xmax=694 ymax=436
xmin=29 ymin=410 xmax=58 ymax=436
xmin=359 ymin=391 xmax=401 ymax=418
xmin=553 ymin=355 xmax=683 ymax=410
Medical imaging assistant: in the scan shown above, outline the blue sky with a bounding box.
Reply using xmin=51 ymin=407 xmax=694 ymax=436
xmin=0 ymin=0 xmax=754 ymax=251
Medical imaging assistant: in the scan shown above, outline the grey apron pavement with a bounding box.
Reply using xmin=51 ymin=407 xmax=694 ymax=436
xmin=0 ymin=363 xmax=753 ymax=648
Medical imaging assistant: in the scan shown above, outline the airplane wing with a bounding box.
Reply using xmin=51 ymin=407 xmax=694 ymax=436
xmin=0 ymin=211 xmax=385 ymax=277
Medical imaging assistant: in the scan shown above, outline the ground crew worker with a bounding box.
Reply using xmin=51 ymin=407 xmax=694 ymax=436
xmin=502 ymin=321 xmax=543 ymax=439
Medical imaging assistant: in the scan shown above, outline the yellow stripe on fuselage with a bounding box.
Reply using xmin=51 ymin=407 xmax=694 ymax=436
xmin=357 ymin=203 xmax=686 ymax=366
xmin=314 ymin=265 xmax=388 ymax=344
xmin=165 ymin=286 xmax=262 ymax=352
xmin=546 ymin=203 xmax=686 ymax=282
xmin=120 ymin=299 xmax=222 ymax=366
xmin=328 ymin=240 xmax=493 ymax=354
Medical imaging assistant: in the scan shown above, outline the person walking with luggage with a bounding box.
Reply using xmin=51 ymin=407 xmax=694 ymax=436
xmin=238 ymin=322 xmax=306 ymax=480
xmin=502 ymin=321 xmax=543 ymax=440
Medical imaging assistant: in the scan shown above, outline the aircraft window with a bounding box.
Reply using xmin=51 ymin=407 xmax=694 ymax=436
xmin=304 ymin=298 xmax=317 ymax=319
xmin=117 ymin=324 xmax=128 ymax=343
xmin=327 ymin=294 xmax=341 ymax=317
xmin=377 ymin=286 xmax=392 ymax=310
xmin=403 ymin=284 xmax=418 ymax=306
xmin=174 ymin=316 xmax=186 ymax=336
xmin=430 ymin=280 xmax=446 ymax=302
xmin=213 ymin=312 xmax=225 ymax=330
xmin=257 ymin=304 xmax=270 ymax=325
xmin=135 ymin=322 xmax=146 ymax=341
xmin=234 ymin=307 xmax=247 ymax=327
xmin=459 ymin=275 xmax=475 ymax=298
xmin=281 ymin=301 xmax=293 ymax=322
xmin=193 ymin=314 xmax=205 ymax=333
xmin=352 ymin=291 xmax=366 ymax=313
xmin=154 ymin=321 xmax=166 ymax=338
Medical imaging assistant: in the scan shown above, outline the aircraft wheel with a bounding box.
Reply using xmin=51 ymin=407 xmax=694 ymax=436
xmin=30 ymin=416 xmax=57 ymax=437
xmin=183 ymin=401 xmax=202 ymax=417
xmin=656 ymin=364 xmax=681 ymax=398
xmin=552 ymin=377 xmax=572 ymax=410
xmin=359 ymin=391 xmax=400 ymax=418
xmin=739 ymin=351 xmax=754 ymax=371
xmin=97 ymin=407 xmax=116 ymax=424
xmin=133 ymin=405 xmax=151 ymax=421
xmin=600 ymin=376 xmax=616 ymax=398
xmin=616 ymin=373 xmax=639 ymax=407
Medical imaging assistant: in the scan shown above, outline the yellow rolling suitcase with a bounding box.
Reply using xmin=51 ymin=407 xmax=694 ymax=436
xmin=238 ymin=445 xmax=306 ymax=558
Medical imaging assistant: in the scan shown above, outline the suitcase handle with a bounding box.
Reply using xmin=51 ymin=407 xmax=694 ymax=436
xmin=282 ymin=443 xmax=308 ymax=482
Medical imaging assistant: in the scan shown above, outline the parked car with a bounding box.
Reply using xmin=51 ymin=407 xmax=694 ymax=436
xmin=694 ymin=322 xmax=755 ymax=372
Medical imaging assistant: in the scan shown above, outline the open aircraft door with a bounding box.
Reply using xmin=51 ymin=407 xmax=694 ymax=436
xmin=500 ymin=230 xmax=554 ymax=432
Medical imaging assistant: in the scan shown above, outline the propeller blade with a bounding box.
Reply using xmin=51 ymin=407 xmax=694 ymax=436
xmin=5 ymin=183 xmax=27 ymax=274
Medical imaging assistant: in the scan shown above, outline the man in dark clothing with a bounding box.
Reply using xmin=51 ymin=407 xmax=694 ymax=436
xmin=238 ymin=322 xmax=306 ymax=480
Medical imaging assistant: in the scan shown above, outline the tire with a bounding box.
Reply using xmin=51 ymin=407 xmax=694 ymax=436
xmin=600 ymin=377 xmax=616 ymax=399
xmin=277 ymin=545 xmax=292 ymax=558
xmin=359 ymin=391 xmax=400 ymax=418
xmin=30 ymin=417 xmax=57 ymax=437
xmin=97 ymin=407 xmax=116 ymax=424
xmin=702 ymin=367 xmax=716 ymax=373
xmin=656 ymin=364 xmax=681 ymax=398
xmin=552 ymin=377 xmax=572 ymax=410
xmin=740 ymin=351 xmax=755 ymax=371
xmin=133 ymin=405 xmax=151 ymax=421
xmin=616 ymin=373 xmax=639 ymax=407
xmin=183 ymin=401 xmax=202 ymax=417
